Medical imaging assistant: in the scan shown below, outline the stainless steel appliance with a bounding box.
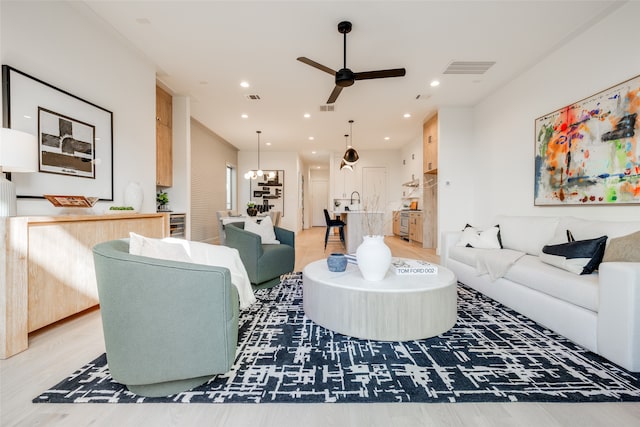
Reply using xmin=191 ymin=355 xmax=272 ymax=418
xmin=399 ymin=211 xmax=410 ymax=240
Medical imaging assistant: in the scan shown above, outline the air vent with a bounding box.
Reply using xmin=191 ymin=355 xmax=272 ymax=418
xmin=244 ymin=94 xmax=261 ymax=100
xmin=443 ymin=61 xmax=495 ymax=75
xmin=319 ymin=105 xmax=335 ymax=112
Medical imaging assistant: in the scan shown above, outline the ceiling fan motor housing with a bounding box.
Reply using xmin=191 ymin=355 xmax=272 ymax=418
xmin=336 ymin=68 xmax=355 ymax=87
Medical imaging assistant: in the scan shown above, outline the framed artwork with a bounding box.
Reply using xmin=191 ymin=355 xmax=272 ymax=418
xmin=250 ymin=170 xmax=284 ymax=216
xmin=2 ymin=65 xmax=114 ymax=200
xmin=534 ymin=74 xmax=640 ymax=205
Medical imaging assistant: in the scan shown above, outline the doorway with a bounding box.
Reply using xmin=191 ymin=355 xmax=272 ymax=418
xmin=311 ymin=180 xmax=328 ymax=227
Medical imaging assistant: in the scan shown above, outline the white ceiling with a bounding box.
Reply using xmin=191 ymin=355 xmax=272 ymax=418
xmin=77 ymin=0 xmax=622 ymax=166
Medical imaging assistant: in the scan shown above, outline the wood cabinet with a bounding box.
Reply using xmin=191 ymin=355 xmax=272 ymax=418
xmin=423 ymin=113 xmax=438 ymax=174
xmin=1 ymin=213 xmax=169 ymax=358
xmin=409 ymin=211 xmax=423 ymax=244
xmin=392 ymin=211 xmax=400 ymax=236
xmin=156 ymin=86 xmax=173 ymax=187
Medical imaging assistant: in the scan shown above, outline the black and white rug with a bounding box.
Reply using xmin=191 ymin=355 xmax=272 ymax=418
xmin=34 ymin=273 xmax=640 ymax=404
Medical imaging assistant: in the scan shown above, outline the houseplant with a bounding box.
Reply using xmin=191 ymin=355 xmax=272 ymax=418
xmin=246 ymin=202 xmax=258 ymax=217
xmin=156 ymin=191 xmax=169 ymax=212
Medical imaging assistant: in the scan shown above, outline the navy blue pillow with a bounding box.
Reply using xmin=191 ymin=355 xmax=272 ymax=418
xmin=542 ymin=235 xmax=608 ymax=275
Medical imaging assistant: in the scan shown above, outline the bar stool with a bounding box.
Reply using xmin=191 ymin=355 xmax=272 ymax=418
xmin=323 ymin=209 xmax=345 ymax=250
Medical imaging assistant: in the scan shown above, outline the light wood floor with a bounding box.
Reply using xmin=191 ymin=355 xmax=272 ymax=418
xmin=1 ymin=227 xmax=639 ymax=427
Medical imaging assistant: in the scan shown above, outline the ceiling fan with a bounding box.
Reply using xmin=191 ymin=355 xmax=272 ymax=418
xmin=297 ymin=21 xmax=406 ymax=104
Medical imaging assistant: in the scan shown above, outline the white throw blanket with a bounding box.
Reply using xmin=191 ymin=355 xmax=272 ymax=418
xmin=185 ymin=241 xmax=257 ymax=309
xmin=474 ymin=248 xmax=526 ymax=281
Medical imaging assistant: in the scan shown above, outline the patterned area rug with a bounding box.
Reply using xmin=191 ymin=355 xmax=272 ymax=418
xmin=34 ymin=273 xmax=640 ymax=403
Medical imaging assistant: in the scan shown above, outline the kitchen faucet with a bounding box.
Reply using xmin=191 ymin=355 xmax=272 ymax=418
xmin=350 ymin=191 xmax=361 ymax=205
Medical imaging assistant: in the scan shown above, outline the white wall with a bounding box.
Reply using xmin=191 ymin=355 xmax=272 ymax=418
xmin=1 ymin=1 xmax=157 ymax=215
xmin=467 ymin=1 xmax=640 ymax=227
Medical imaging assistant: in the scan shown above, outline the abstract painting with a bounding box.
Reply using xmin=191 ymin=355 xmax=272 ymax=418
xmin=249 ymin=170 xmax=284 ymax=216
xmin=2 ymin=65 xmax=113 ymax=200
xmin=534 ymin=74 xmax=640 ymax=205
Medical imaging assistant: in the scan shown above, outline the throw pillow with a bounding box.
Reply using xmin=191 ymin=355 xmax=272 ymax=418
xmin=456 ymin=224 xmax=502 ymax=249
xmin=602 ymin=231 xmax=640 ymax=262
xmin=129 ymin=232 xmax=192 ymax=263
xmin=244 ymin=215 xmax=280 ymax=244
xmin=541 ymin=235 xmax=608 ymax=275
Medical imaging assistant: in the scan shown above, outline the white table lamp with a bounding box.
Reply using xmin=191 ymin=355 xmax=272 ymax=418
xmin=0 ymin=128 xmax=38 ymax=217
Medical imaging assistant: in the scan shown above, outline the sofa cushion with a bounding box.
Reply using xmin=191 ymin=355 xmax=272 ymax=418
xmin=456 ymin=224 xmax=502 ymax=249
xmin=556 ymin=217 xmax=640 ymax=242
xmin=603 ymin=231 xmax=640 ymax=262
xmin=495 ymin=215 xmax=559 ymax=255
xmin=541 ymin=236 xmax=608 ymax=275
xmin=504 ymin=255 xmax=599 ymax=312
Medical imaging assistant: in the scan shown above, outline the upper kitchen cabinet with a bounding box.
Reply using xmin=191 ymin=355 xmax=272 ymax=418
xmin=423 ymin=113 xmax=438 ymax=174
xmin=156 ymin=86 xmax=173 ymax=187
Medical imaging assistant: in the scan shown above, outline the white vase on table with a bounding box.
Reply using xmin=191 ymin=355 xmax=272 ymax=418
xmin=356 ymin=235 xmax=392 ymax=281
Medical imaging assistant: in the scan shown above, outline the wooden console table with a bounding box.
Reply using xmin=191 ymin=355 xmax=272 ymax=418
xmin=0 ymin=213 xmax=169 ymax=359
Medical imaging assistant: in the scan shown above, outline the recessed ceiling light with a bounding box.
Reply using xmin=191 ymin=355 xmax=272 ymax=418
xmin=316 ymin=166 xmax=321 ymax=169
xmin=241 ymin=114 xmax=248 ymax=119
xmin=430 ymin=80 xmax=440 ymax=87
xmin=384 ymin=136 xmax=390 ymax=141
xmin=403 ymin=113 xmax=411 ymax=118
xmin=304 ymin=113 xmax=311 ymax=118
xmin=311 ymin=151 xmax=317 ymax=154
xmin=308 ymin=136 xmax=314 ymax=141
xmin=266 ymin=142 xmax=272 ymax=146
xmin=240 ymin=81 xmax=250 ymax=88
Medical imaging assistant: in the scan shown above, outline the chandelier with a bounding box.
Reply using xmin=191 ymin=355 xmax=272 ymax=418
xmin=342 ymin=119 xmax=359 ymax=165
xmin=244 ymin=131 xmax=275 ymax=180
xmin=340 ymin=134 xmax=353 ymax=171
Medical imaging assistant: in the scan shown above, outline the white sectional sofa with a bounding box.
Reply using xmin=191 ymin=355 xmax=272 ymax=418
xmin=441 ymin=215 xmax=640 ymax=372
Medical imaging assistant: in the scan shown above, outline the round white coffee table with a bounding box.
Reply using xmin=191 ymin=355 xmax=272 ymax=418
xmin=302 ymin=258 xmax=457 ymax=341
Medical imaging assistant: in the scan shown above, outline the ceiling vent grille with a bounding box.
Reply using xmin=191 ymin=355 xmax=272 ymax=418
xmin=443 ymin=61 xmax=495 ymax=75
xmin=244 ymin=94 xmax=261 ymax=100
xmin=319 ymin=105 xmax=335 ymax=112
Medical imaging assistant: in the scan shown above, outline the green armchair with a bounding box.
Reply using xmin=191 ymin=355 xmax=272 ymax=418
xmin=92 ymin=239 xmax=239 ymax=397
xmin=224 ymin=222 xmax=295 ymax=289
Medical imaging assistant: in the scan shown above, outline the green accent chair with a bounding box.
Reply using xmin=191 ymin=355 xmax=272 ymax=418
xmin=224 ymin=222 xmax=295 ymax=289
xmin=92 ymin=239 xmax=239 ymax=397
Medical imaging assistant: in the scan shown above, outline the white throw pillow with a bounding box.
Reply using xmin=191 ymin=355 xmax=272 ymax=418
xmin=129 ymin=232 xmax=192 ymax=262
xmin=244 ymin=215 xmax=280 ymax=244
xmin=456 ymin=225 xmax=502 ymax=249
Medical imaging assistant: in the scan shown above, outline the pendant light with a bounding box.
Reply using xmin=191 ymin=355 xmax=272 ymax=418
xmin=340 ymin=134 xmax=353 ymax=171
xmin=244 ymin=130 xmax=263 ymax=180
xmin=342 ymin=119 xmax=359 ymax=165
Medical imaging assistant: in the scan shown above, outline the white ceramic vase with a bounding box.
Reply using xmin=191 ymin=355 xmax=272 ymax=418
xmin=124 ymin=181 xmax=143 ymax=212
xmin=356 ymin=235 xmax=392 ymax=281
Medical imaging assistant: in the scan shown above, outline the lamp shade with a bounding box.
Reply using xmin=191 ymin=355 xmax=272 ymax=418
xmin=340 ymin=159 xmax=353 ymax=171
xmin=0 ymin=128 xmax=38 ymax=172
xmin=342 ymin=147 xmax=359 ymax=165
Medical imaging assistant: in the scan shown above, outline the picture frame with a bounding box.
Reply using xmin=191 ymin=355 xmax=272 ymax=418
xmin=249 ymin=170 xmax=284 ymax=216
xmin=534 ymin=74 xmax=640 ymax=205
xmin=2 ymin=65 xmax=114 ymax=200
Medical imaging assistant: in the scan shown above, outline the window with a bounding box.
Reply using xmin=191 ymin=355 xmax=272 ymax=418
xmin=226 ymin=164 xmax=235 ymax=210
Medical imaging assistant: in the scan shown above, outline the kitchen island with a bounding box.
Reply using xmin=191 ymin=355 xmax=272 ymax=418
xmin=333 ymin=210 xmax=385 ymax=253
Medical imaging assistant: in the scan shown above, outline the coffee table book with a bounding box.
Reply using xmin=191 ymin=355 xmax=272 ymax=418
xmin=391 ymin=258 xmax=438 ymax=275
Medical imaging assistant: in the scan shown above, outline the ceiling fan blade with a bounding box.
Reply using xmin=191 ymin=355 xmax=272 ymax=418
xmin=354 ymin=68 xmax=406 ymax=81
xmin=327 ymin=86 xmax=343 ymax=104
xmin=297 ymin=57 xmax=336 ymax=76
